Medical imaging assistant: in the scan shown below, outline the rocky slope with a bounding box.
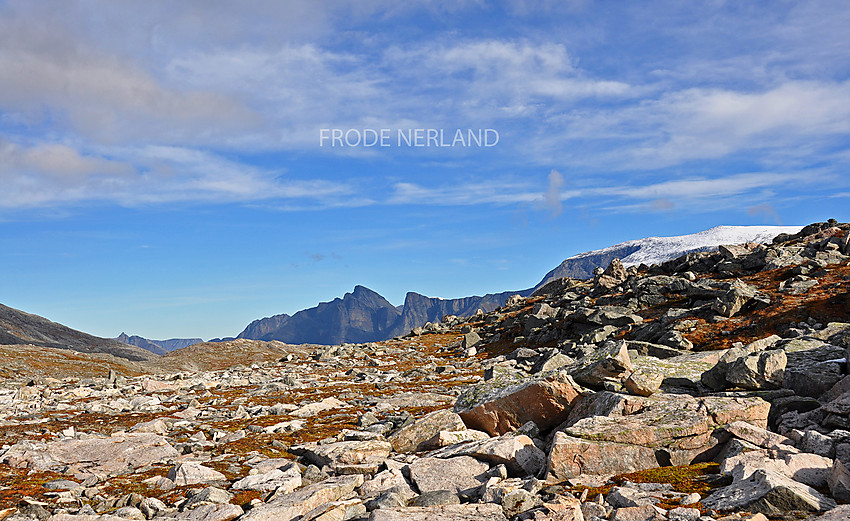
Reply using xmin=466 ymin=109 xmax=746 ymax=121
xmin=535 ymin=225 xmax=802 ymax=288
xmin=1 ymin=219 xmax=849 ymax=521
xmin=0 ymin=304 xmax=157 ymax=362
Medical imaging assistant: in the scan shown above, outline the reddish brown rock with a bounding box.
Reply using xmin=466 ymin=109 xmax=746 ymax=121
xmin=455 ymin=372 xmax=585 ymax=436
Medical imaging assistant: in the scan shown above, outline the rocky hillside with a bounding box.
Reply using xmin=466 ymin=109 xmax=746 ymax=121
xmin=1 ymin=219 xmax=849 ymax=521
xmin=238 ymin=225 xmax=801 ymax=346
xmin=535 ymin=224 xmax=802 ymax=287
xmin=0 ymin=304 xmax=157 ymax=362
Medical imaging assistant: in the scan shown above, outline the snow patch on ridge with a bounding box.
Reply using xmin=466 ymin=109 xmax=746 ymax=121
xmin=569 ymin=225 xmax=804 ymax=268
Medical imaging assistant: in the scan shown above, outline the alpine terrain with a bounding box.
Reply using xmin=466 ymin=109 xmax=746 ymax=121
xmin=1 ymin=220 xmax=850 ymax=521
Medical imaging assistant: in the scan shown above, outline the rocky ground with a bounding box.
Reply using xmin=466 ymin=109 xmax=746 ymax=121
xmin=1 ymin=220 xmax=850 ymax=521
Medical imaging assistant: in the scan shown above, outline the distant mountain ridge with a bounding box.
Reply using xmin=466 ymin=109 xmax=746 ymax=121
xmin=115 ymin=333 xmax=203 ymax=355
xmin=237 ymin=224 xmax=802 ymax=345
xmin=0 ymin=303 xmax=157 ymax=362
xmin=237 ymin=286 xmax=533 ymax=345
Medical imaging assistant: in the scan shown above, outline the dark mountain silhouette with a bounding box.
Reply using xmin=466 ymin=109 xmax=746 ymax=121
xmin=238 ymin=286 xmax=402 ymax=345
xmin=237 ymin=286 xmax=533 ymax=345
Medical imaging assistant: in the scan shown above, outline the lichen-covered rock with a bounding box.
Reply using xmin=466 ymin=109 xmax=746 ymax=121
xmin=167 ymin=462 xmax=226 ymax=486
xmin=368 ymin=503 xmax=508 ymax=521
xmin=387 ymin=409 xmax=465 ymax=453
xmin=291 ymin=439 xmax=393 ymax=467
xmin=240 ymin=474 xmax=365 ymax=521
xmin=407 ymin=456 xmax=489 ymax=494
xmin=546 ymin=431 xmax=658 ymax=480
xmin=562 ymin=393 xmax=768 ymax=466
xmin=725 ymin=349 xmax=786 ymax=390
xmin=702 ymin=469 xmax=836 ymax=515
xmin=0 ymin=432 xmax=178 ymax=476
xmin=624 ymin=366 xmax=664 ymax=397
xmin=571 ymin=340 xmax=634 ymax=387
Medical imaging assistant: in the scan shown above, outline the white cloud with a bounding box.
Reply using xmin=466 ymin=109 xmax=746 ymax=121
xmin=0 ymin=140 xmax=351 ymax=208
xmin=0 ymin=10 xmax=260 ymax=145
xmin=388 ymin=180 xmax=541 ymax=206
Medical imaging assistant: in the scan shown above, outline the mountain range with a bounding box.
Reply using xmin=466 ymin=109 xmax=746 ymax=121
xmin=234 ymin=224 xmax=802 ymax=345
xmin=115 ymin=333 xmax=204 ymax=355
xmin=0 ymin=224 xmax=803 ymax=354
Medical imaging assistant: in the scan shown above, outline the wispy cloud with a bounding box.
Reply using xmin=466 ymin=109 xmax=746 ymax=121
xmin=388 ymin=180 xmax=544 ymax=206
xmin=0 ymin=140 xmax=352 ymax=208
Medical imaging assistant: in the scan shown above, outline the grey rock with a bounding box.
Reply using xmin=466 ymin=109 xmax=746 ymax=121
xmin=292 ymin=439 xmax=393 ymax=467
xmin=182 ymin=487 xmax=233 ymax=509
xmin=173 ymin=503 xmax=243 ymax=521
xmin=808 ymin=505 xmax=850 ymax=521
xmin=434 ymin=434 xmax=546 ymax=477
xmin=802 ymin=430 xmax=836 ymax=459
xmin=657 ymin=331 xmax=693 ymax=351
xmin=387 ymin=409 xmax=465 ymax=453
xmin=571 ymin=340 xmax=634 ymax=387
xmin=782 ymin=340 xmax=846 ymax=398
xmin=463 ymin=331 xmax=482 ymax=350
xmin=724 ymin=421 xmax=793 ymax=450
xmin=300 ymin=499 xmax=365 ymax=521
xmin=725 ymin=349 xmax=786 ymax=390
xmin=702 ymin=468 xmax=835 ymax=515
xmin=167 ymin=463 xmax=226 ymax=487
xmin=0 ymin=432 xmax=179 ymax=476
xmin=408 ymin=456 xmax=489 ymax=494
xmin=668 ymin=507 xmax=701 ymax=521
xmin=368 ymin=503 xmax=508 ymax=521
xmin=409 ymin=490 xmax=460 ymax=507
xmin=532 ymin=352 xmax=575 ymax=374
xmin=607 ymin=486 xmax=659 ymax=507
xmin=711 ymin=280 xmax=761 ymax=317
xmin=500 ymin=488 xmax=541 ymax=518
xmin=828 ymin=458 xmax=850 ymax=503
xmin=231 ymin=464 xmax=302 ymax=493
xmin=240 ymin=474 xmax=365 ymax=521
xmin=113 ymin=507 xmax=145 ymax=520
xmin=610 ymin=505 xmax=665 ymax=521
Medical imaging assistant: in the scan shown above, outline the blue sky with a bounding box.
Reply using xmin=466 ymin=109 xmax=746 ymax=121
xmin=1 ymin=1 xmax=849 ymax=340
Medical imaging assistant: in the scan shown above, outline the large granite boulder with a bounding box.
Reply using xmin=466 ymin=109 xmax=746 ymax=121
xmin=454 ymin=371 xmax=585 ymax=436
xmin=546 ymin=392 xmax=770 ymax=480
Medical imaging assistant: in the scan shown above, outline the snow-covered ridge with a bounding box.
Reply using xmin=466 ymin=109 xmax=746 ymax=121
xmin=570 ymin=225 xmax=804 ymax=267
xmin=536 ymin=225 xmax=805 ymax=288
